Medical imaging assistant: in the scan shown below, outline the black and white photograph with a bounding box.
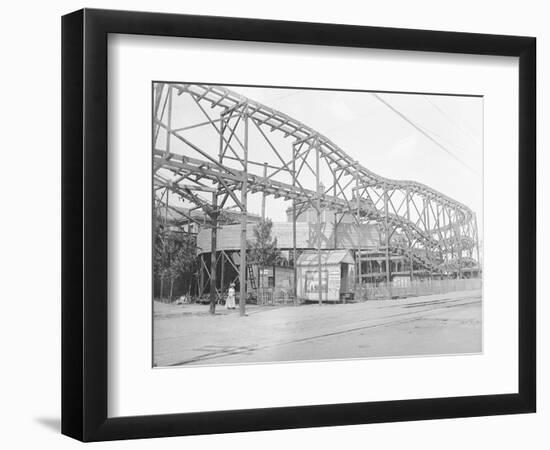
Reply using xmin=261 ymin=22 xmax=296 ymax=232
xmin=0 ymin=0 xmax=542 ymax=446
xmin=0 ymin=0 xmax=543 ymax=446
xmin=152 ymin=82 xmax=483 ymax=367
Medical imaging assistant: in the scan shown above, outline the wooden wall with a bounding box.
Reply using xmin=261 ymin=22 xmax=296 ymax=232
xmin=196 ymin=222 xmax=380 ymax=254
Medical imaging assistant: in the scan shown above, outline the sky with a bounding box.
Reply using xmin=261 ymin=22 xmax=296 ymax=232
xmin=155 ymin=83 xmax=483 ymax=240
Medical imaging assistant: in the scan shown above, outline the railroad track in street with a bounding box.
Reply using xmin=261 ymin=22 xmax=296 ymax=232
xmin=159 ymin=294 xmax=481 ymax=366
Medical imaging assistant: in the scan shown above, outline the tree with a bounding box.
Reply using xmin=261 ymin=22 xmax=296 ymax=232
xmin=154 ymin=220 xmax=197 ymax=301
xmin=166 ymin=235 xmax=197 ymax=301
xmin=247 ymin=219 xmax=285 ymax=289
xmin=153 ymin=221 xmax=168 ymax=299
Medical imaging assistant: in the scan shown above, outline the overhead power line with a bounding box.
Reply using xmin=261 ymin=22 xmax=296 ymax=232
xmin=371 ymin=93 xmax=479 ymax=176
xmin=422 ymin=95 xmax=481 ymax=145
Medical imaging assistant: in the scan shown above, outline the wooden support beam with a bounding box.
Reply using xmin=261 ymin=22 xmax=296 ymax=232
xmin=271 ymin=118 xmax=290 ymax=132
xmin=198 ymin=254 xmax=204 ymax=298
xmin=189 ymin=92 xmax=245 ymax=163
xmin=455 ymin=206 xmax=463 ymax=279
xmin=209 ymin=192 xmax=218 ymax=314
xmin=384 ymin=189 xmax=392 ymax=299
xmin=292 ymin=145 xmax=298 ymax=303
xmin=211 ymin=92 xmax=230 ymax=108
xmin=239 ymin=106 xmax=249 ymax=317
xmin=293 ymin=132 xmax=317 ymax=146
xmin=154 ymin=84 xmax=169 ymax=145
xmin=172 ymin=116 xmax=224 ymax=133
xmin=196 ymin=86 xmax=212 ymax=102
xmin=333 ymin=170 xmax=338 ymax=250
xmin=315 ymin=138 xmax=323 ymax=306
xmin=220 ymin=251 xmax=225 ymax=298
xmin=355 ymin=162 xmax=362 ymax=300
xmin=261 ymin=162 xmax=267 ymax=220
xmin=223 ymin=101 xmax=246 ymax=117
xmin=164 ymin=86 xmax=173 ymax=157
xmin=406 ymin=188 xmax=414 ymax=281
xmin=221 ymin=113 xmax=243 ymax=162
xmin=474 ymin=213 xmax=480 ymax=268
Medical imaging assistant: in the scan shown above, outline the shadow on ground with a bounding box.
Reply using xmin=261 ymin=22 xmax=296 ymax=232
xmin=35 ymin=417 xmax=60 ymax=433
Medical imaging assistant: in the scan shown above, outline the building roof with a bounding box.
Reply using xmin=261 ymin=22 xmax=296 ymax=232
xmin=296 ymin=249 xmax=355 ymax=267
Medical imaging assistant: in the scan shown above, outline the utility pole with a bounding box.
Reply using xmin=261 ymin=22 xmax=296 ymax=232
xmin=239 ymin=105 xmax=249 ymax=316
xmin=261 ymin=162 xmax=267 ymax=220
xmin=292 ymin=144 xmax=298 ymax=303
xmin=384 ymin=189 xmax=392 ymax=299
xmin=455 ymin=207 xmax=463 ymax=279
xmin=474 ymin=212 xmax=480 ymax=273
xmin=160 ymin=187 xmax=170 ymax=301
xmin=406 ymin=188 xmax=414 ymax=281
xmin=355 ymin=162 xmax=362 ymax=300
xmin=315 ymin=138 xmax=322 ymax=306
xmin=333 ymin=171 xmax=338 ymax=249
xmin=209 ymin=192 xmax=218 ymax=314
xmin=165 ymin=85 xmax=172 ymax=156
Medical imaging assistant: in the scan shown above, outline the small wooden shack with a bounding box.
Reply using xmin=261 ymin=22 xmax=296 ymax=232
xmin=296 ymin=250 xmax=355 ymax=303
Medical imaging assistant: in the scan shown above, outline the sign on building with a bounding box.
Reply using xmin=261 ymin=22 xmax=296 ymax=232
xmin=305 ymin=270 xmax=328 ymax=293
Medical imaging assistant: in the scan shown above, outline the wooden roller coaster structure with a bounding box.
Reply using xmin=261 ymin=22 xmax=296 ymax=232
xmin=153 ymin=83 xmax=481 ymax=314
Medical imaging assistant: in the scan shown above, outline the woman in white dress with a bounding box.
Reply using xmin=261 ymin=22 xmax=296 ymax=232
xmin=226 ymin=283 xmax=236 ymax=309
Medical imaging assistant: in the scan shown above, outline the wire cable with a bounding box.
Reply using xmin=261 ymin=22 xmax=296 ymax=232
xmin=371 ymin=93 xmax=479 ymax=175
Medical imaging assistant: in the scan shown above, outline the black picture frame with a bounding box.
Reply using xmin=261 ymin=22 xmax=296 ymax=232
xmin=61 ymin=8 xmax=536 ymax=442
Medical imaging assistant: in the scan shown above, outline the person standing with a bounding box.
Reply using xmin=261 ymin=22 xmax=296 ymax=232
xmin=226 ymin=283 xmax=236 ymax=309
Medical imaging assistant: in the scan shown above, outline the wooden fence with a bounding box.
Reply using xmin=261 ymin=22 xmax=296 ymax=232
xmin=358 ymin=278 xmax=482 ymax=301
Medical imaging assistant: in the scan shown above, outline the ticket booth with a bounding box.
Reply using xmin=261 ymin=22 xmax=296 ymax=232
xmin=296 ymin=250 xmax=355 ymax=303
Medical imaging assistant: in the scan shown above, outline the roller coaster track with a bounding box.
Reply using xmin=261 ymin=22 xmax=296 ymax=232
xmin=153 ymin=83 xmax=480 ymax=275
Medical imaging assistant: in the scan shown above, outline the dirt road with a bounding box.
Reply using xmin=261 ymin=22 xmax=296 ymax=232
xmin=153 ymin=290 xmax=481 ymax=367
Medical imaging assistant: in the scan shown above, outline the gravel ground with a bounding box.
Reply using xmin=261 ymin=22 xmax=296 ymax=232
xmin=153 ymin=290 xmax=482 ymax=367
